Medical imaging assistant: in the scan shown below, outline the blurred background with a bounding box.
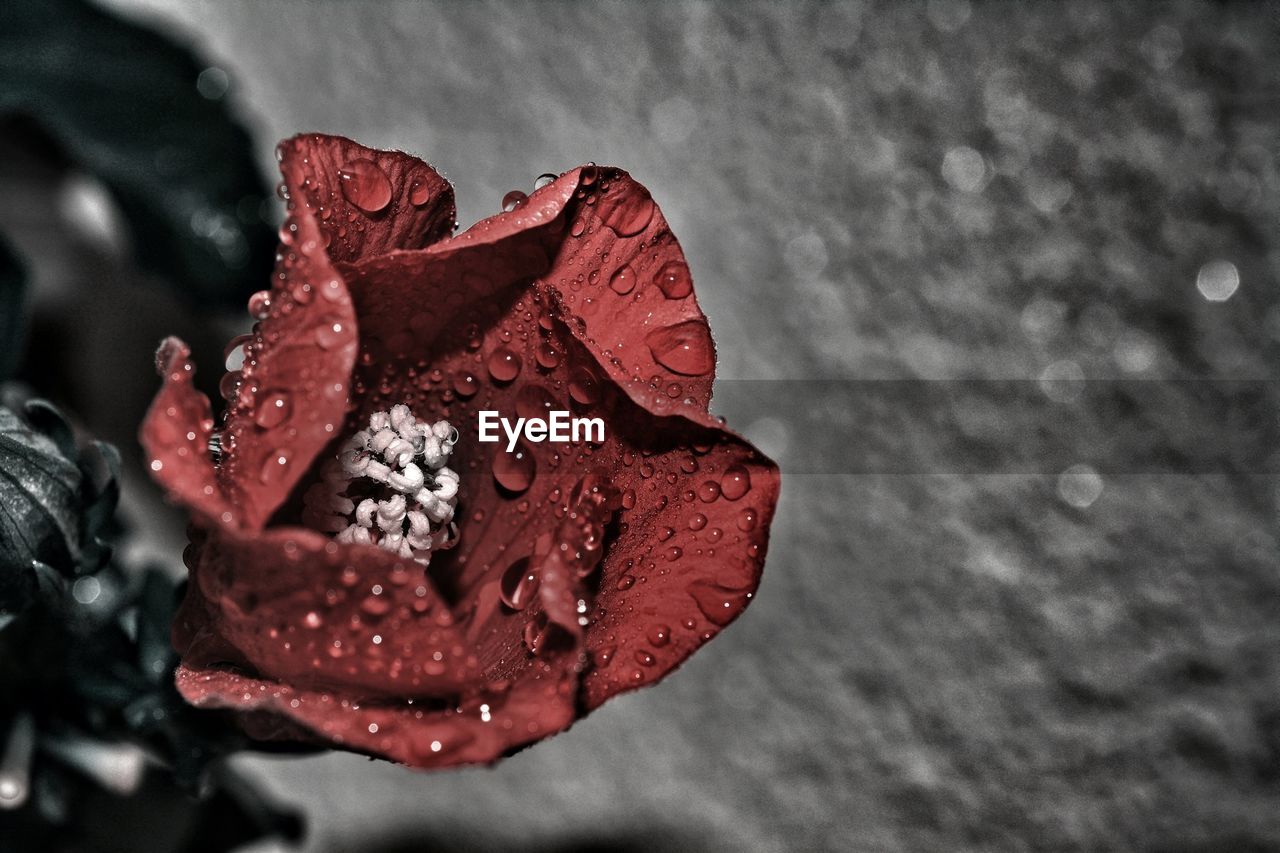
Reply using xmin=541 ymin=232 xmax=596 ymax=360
xmin=2 ymin=0 xmax=1279 ymax=850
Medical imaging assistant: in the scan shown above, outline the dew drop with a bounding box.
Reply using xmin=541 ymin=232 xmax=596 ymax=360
xmin=697 ymin=480 xmax=721 ymax=503
xmin=219 ymin=370 xmax=242 ymax=403
xmin=320 ymin=278 xmax=344 ymax=302
xmin=603 ymin=187 xmax=655 ymax=237
xmin=501 ymin=190 xmax=527 ymax=212
xmin=689 ymin=513 xmax=708 ymax=531
xmin=688 ymin=580 xmax=750 ymax=626
xmin=260 ymin=448 xmax=292 ymax=484
xmin=409 ymin=179 xmax=431 ymax=207
xmin=720 ymin=465 xmax=751 ymax=501
xmin=304 ymin=611 xmax=323 ymax=629
xmin=315 ymin=317 xmax=348 ymax=350
xmin=487 ymin=347 xmax=522 ymax=383
xmin=634 ymin=649 xmax=656 ymax=667
xmin=568 ymin=365 xmax=601 ymax=405
xmin=493 ymin=442 xmax=536 ymax=493
xmin=338 ymin=159 xmax=392 ymax=213
xmin=522 ymin=618 xmax=547 ymax=655
xmin=647 ymin=625 xmax=671 ymax=647
xmin=653 ymin=260 xmax=692 ymax=299
xmin=453 ymin=374 xmax=479 ymax=398
xmin=254 ymin=390 xmax=292 ymax=429
xmin=609 ymin=264 xmax=637 ymax=295
xmin=645 ymin=321 xmax=715 ymax=376
xmin=535 ymin=342 xmax=561 ymax=369
xmin=736 ymin=508 xmax=758 ymax=531
xmin=248 ymin=290 xmax=272 ymax=319
xmin=499 ymin=557 xmax=539 ymax=611
xmin=223 ymin=334 xmax=252 ymax=371
xmin=515 ymin=385 xmax=557 ymax=420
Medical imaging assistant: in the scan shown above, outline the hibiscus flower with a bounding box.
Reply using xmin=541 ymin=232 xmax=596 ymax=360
xmin=140 ymin=134 xmax=780 ymax=767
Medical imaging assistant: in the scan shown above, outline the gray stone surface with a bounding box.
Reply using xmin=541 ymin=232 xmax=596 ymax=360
xmin=32 ymin=0 xmax=1280 ymax=850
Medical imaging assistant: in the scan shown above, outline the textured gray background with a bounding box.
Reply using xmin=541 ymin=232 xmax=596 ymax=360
xmin=20 ymin=0 xmax=1280 ymax=850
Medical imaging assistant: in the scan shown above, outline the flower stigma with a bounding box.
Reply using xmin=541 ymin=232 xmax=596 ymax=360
xmin=302 ymin=404 xmax=460 ymax=565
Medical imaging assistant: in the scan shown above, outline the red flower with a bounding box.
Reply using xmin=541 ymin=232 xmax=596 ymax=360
xmin=140 ymin=134 xmax=780 ymax=768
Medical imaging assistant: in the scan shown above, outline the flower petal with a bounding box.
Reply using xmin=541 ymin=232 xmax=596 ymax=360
xmin=276 ymin=133 xmax=456 ymax=263
xmin=579 ymin=414 xmax=780 ymax=709
xmin=175 ymin=657 xmax=579 ymax=768
xmin=339 ymin=165 xmax=716 ymax=425
xmin=175 ymin=526 xmax=484 ymax=697
xmin=333 ymin=170 xmax=580 ymax=368
xmin=139 ymin=337 xmax=237 ymax=528
xmin=213 ymin=148 xmax=362 ymax=530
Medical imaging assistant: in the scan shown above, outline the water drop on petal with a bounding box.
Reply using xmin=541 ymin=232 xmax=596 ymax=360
xmin=645 ymin=321 xmax=715 ymax=376
xmin=409 ymin=179 xmax=432 ymax=207
xmin=248 ymin=290 xmax=272 ymax=319
xmin=720 ymin=465 xmax=751 ymax=500
xmin=338 ymin=159 xmax=392 ymax=213
xmin=515 ymin=385 xmax=557 ymax=420
xmin=569 ymin=365 xmax=602 ymax=405
xmin=493 ymin=443 xmax=536 ymax=493
xmin=314 ymin=317 xmax=348 ymax=350
xmin=453 ymin=374 xmax=479 ymax=398
xmin=688 ymin=580 xmax=749 ymax=626
xmin=487 ymin=347 xmax=522 ymax=382
xmin=260 ymin=448 xmax=292 ymax=484
xmin=499 ymin=557 xmax=539 ymax=611
xmin=501 ymin=190 xmax=527 ymax=212
xmin=652 ymin=260 xmax=692 ymax=299
xmin=535 ymin=342 xmax=561 ymax=369
xmin=609 ymin=264 xmax=637 ymax=295
xmin=254 ymin=390 xmax=292 ymax=429
xmin=602 ymin=186 xmax=655 ymax=237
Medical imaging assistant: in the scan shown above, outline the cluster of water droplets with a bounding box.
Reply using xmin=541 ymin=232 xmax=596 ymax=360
xmin=495 ymin=166 xmax=715 ymax=397
xmin=578 ymin=443 xmax=766 ymax=690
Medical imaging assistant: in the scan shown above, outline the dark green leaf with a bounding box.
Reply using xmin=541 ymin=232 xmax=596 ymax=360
xmin=0 ymin=398 xmax=126 ymax=616
xmin=0 ymin=405 xmax=82 ymax=608
xmin=0 ymin=237 xmax=25 ymax=380
xmin=0 ymin=0 xmax=274 ymax=306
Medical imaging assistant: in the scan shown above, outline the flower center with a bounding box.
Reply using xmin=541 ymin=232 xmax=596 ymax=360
xmin=302 ymin=404 xmax=460 ymax=565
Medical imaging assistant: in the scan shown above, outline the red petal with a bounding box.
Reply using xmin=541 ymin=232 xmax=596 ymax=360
xmin=175 ymin=527 xmax=485 ymax=696
xmin=138 ymin=337 xmax=238 ymax=528
xmin=175 ymin=654 xmax=578 ymax=768
xmin=275 ymin=133 xmax=456 ymax=263
xmin=541 ymin=167 xmax=717 ymax=415
xmin=147 ymin=135 xmax=457 ymax=529
xmin=580 ymin=421 xmax=780 ymax=709
xmin=212 ymin=143 xmax=367 ymax=529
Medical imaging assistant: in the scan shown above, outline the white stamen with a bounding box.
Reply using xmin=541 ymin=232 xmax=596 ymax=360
xmin=304 ymin=407 xmax=460 ymax=566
